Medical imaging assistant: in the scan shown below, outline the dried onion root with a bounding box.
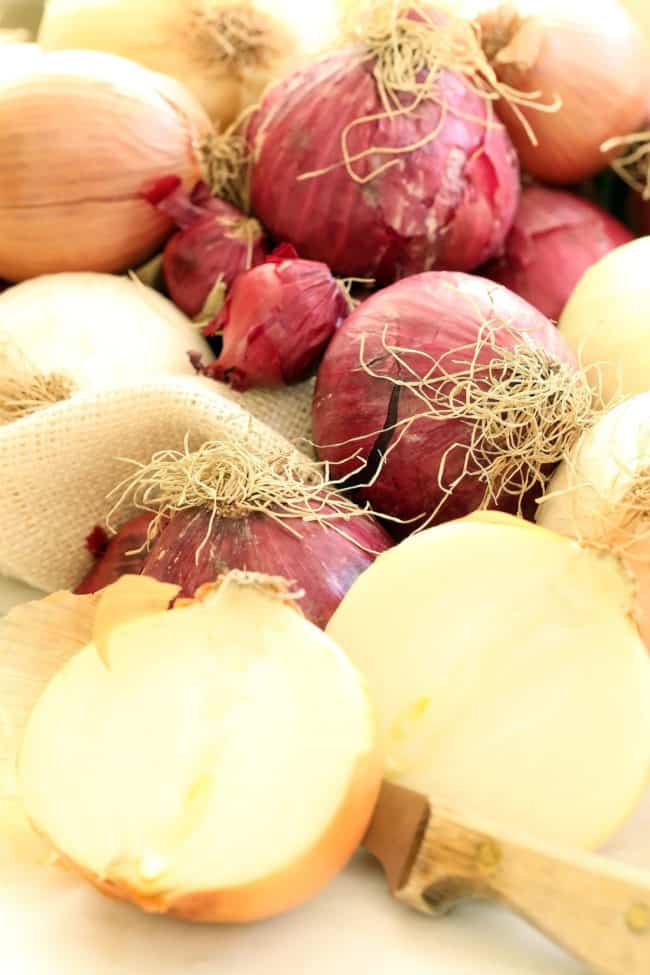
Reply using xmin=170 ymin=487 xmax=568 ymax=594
xmin=0 ymin=340 xmax=75 ymax=424
xmin=90 ymin=435 xmax=393 ymax=629
xmin=602 ymin=130 xmax=650 ymax=200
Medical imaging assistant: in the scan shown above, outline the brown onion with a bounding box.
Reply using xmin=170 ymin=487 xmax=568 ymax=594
xmin=0 ymin=49 xmax=212 ymax=281
xmin=481 ymin=185 xmax=633 ymax=321
xmin=478 ymin=1 xmax=649 ymax=184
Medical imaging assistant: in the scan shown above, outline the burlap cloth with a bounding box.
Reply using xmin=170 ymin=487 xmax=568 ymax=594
xmin=0 ymin=375 xmax=315 ymax=592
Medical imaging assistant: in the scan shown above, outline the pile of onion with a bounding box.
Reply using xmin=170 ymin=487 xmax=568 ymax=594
xmin=313 ymin=271 xmax=594 ymax=532
xmin=0 ymin=49 xmax=212 ymax=281
xmin=38 ymin=0 xmax=341 ymax=129
xmin=476 ymin=0 xmax=649 ymax=183
xmin=247 ymin=2 xmax=521 ymax=283
xmin=145 ymin=177 xmax=268 ymax=321
xmin=200 ymin=246 xmax=350 ymax=390
xmin=558 ymin=236 xmax=650 ymax=403
xmin=481 ymin=185 xmax=633 ymax=321
xmin=537 ymin=392 xmax=650 ymax=649
xmin=79 ymin=437 xmax=392 ymax=629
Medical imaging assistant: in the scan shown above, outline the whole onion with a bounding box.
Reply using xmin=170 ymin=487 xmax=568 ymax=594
xmin=0 ymin=49 xmax=212 ymax=281
xmin=200 ymin=246 xmax=350 ymax=390
xmin=478 ymin=0 xmax=649 ymax=184
xmin=481 ymin=185 xmax=633 ymax=321
xmin=247 ymin=7 xmax=520 ymax=284
xmin=88 ymin=437 xmax=393 ymax=628
xmin=313 ymin=271 xmax=592 ymax=532
xmin=145 ymin=177 xmax=268 ymax=320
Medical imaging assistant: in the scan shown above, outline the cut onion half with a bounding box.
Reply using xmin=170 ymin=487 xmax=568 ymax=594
xmin=326 ymin=513 xmax=650 ymax=849
xmin=18 ymin=574 xmax=381 ymax=921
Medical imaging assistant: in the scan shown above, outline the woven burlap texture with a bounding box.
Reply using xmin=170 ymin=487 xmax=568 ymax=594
xmin=0 ymin=375 xmax=315 ymax=593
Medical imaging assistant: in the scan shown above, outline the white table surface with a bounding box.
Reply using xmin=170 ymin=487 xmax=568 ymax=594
xmin=1 ymin=574 xmax=649 ymax=975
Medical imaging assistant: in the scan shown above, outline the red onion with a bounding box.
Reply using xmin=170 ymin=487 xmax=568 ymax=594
xmin=481 ymin=186 xmax=633 ymax=321
xmin=144 ymin=176 xmax=267 ymax=319
xmin=247 ymin=18 xmax=519 ymax=285
xmin=142 ymin=504 xmax=392 ymax=629
xmin=313 ymin=271 xmax=591 ymax=533
xmin=200 ymin=245 xmax=350 ymax=390
xmin=75 ymin=513 xmax=155 ymax=594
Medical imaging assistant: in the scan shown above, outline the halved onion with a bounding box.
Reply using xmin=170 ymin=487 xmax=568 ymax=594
xmin=18 ymin=574 xmax=381 ymax=921
xmin=326 ymin=513 xmax=650 ymax=848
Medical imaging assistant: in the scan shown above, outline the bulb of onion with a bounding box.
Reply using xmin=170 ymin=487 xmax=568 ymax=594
xmin=38 ymin=0 xmax=341 ymax=130
xmin=481 ymin=185 xmax=633 ymax=321
xmin=247 ymin=21 xmax=520 ymax=283
xmin=558 ymin=236 xmax=650 ymax=403
xmin=0 ymin=273 xmax=213 ymax=392
xmin=619 ymin=0 xmax=650 ymax=41
xmin=537 ymin=393 xmax=650 ymax=649
xmin=313 ymin=271 xmax=589 ymax=532
xmin=326 ymin=512 xmax=650 ymax=848
xmin=19 ymin=573 xmax=382 ymax=921
xmin=477 ymin=0 xmax=649 ymax=184
xmin=0 ymin=49 xmax=212 ymax=281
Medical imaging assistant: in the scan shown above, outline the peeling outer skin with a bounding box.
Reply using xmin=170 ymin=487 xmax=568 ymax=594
xmin=202 ymin=259 xmax=349 ymax=391
xmin=247 ymin=53 xmax=520 ymax=285
xmin=481 ymin=186 xmax=633 ymax=321
xmin=75 ymin=513 xmax=157 ymax=595
xmin=142 ymin=505 xmax=393 ymax=629
xmin=313 ymin=272 xmax=576 ymax=532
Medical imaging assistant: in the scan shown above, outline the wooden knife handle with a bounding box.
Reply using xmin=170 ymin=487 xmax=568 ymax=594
xmin=398 ymin=805 xmax=650 ymax=975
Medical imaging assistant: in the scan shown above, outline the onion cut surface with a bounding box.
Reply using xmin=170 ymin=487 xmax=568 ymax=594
xmin=19 ymin=575 xmax=381 ymax=922
xmin=326 ymin=513 xmax=650 ymax=848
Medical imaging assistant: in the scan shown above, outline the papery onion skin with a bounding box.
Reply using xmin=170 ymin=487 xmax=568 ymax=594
xmin=0 ymin=49 xmax=212 ymax=281
xmin=147 ymin=179 xmax=268 ymax=320
xmin=142 ymin=505 xmax=393 ymax=629
xmin=201 ymin=249 xmax=350 ymax=390
xmin=479 ymin=1 xmax=649 ymax=184
xmin=313 ymin=271 xmax=578 ymax=531
xmin=481 ymin=185 xmax=633 ymax=321
xmin=248 ymin=51 xmax=520 ymax=284
xmin=75 ymin=514 xmax=156 ymax=595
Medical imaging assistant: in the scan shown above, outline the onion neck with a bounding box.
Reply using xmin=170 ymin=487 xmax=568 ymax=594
xmin=477 ymin=5 xmax=525 ymax=66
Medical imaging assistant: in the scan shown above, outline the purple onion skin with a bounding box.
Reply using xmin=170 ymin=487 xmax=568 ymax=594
xmin=75 ymin=513 xmax=155 ymax=595
xmin=142 ymin=506 xmax=393 ymax=629
xmin=201 ymin=255 xmax=349 ymax=390
xmin=313 ymin=271 xmax=577 ymax=533
xmin=248 ymin=52 xmax=520 ymax=285
xmin=155 ymin=181 xmax=267 ymax=319
xmin=481 ymin=185 xmax=633 ymax=321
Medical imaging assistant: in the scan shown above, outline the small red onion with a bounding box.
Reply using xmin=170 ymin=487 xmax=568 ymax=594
xmin=75 ymin=513 xmax=155 ymax=594
xmin=143 ymin=176 xmax=267 ymax=319
xmin=481 ymin=186 xmax=634 ymax=321
xmin=200 ymin=245 xmax=350 ymax=390
xmin=247 ymin=47 xmax=519 ymax=284
xmin=313 ymin=271 xmax=586 ymax=533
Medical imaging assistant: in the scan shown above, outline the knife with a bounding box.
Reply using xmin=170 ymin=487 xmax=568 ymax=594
xmin=364 ymin=781 xmax=650 ymax=975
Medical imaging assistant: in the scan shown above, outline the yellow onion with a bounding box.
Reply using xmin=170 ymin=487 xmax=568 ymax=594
xmin=619 ymin=0 xmax=650 ymax=41
xmin=38 ymin=0 xmax=342 ymax=130
xmin=478 ymin=0 xmax=649 ymax=184
xmin=0 ymin=49 xmax=212 ymax=282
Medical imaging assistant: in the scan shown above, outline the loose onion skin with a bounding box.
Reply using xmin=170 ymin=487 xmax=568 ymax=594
xmin=142 ymin=505 xmax=393 ymax=629
xmin=145 ymin=179 xmax=268 ymax=320
xmin=481 ymin=185 xmax=633 ymax=321
xmin=0 ymin=50 xmax=212 ymax=281
xmin=479 ymin=1 xmax=649 ymax=184
xmin=313 ymin=271 xmax=579 ymax=531
xmin=201 ymin=248 xmax=350 ymax=390
xmin=248 ymin=52 xmax=519 ymax=284
xmin=75 ymin=514 xmax=156 ymax=595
